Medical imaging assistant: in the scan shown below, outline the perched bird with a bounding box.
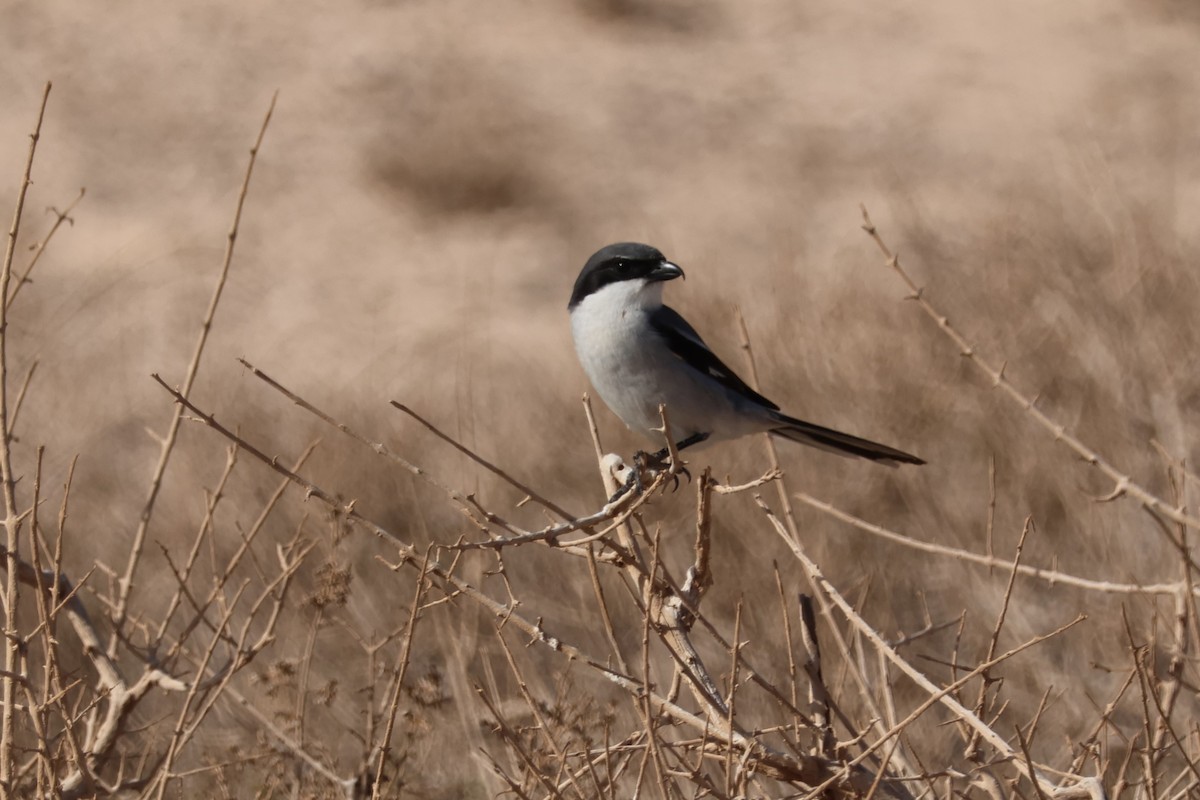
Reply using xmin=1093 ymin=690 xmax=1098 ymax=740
xmin=568 ymin=242 xmax=924 ymax=467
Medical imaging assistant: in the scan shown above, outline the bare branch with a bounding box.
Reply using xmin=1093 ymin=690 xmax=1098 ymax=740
xmin=861 ymin=205 xmax=1200 ymax=533
xmin=1 ymin=79 xmax=53 ymax=793
xmin=112 ymin=92 xmax=279 ymax=647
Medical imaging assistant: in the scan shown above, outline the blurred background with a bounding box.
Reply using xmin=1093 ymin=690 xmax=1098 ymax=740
xmin=3 ymin=0 xmax=1200 ymax=794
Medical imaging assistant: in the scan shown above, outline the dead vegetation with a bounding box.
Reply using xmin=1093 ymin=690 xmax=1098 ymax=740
xmin=0 ymin=79 xmax=1197 ymax=799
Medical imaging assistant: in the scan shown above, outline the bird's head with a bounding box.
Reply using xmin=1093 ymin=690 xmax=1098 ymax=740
xmin=568 ymin=242 xmax=684 ymax=310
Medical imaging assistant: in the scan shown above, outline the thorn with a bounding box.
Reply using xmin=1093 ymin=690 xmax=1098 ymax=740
xmin=1093 ymin=479 xmax=1128 ymax=503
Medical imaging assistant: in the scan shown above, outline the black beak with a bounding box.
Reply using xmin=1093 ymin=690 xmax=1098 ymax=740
xmin=648 ymin=261 xmax=684 ymax=282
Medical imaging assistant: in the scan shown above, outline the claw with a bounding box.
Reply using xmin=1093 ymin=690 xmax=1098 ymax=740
xmin=631 ymin=446 xmax=693 ymax=493
xmin=674 ymin=463 xmax=692 ymax=489
xmin=614 ymin=434 xmax=706 ymax=500
xmin=663 ymin=464 xmax=693 ymax=493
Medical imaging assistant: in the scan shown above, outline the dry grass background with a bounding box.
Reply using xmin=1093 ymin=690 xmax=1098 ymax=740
xmin=2 ymin=0 xmax=1200 ymax=797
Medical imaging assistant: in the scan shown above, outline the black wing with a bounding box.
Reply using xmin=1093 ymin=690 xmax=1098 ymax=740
xmin=649 ymin=305 xmax=779 ymax=410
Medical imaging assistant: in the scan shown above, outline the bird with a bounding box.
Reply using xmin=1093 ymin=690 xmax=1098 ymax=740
xmin=568 ymin=242 xmax=924 ymax=474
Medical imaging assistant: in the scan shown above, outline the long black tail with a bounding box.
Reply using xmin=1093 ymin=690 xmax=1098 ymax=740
xmin=769 ymin=413 xmax=924 ymax=465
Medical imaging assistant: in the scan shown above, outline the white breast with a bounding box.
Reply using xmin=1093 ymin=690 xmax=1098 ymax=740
xmin=569 ymin=280 xmax=771 ymax=444
xmin=570 ymin=280 xmax=665 ymax=434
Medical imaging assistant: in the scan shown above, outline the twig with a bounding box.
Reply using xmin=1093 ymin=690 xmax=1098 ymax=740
xmin=1068 ymin=667 xmax=1136 ymax=776
xmin=684 ymin=468 xmax=714 ymax=607
xmin=223 ymin=683 xmax=355 ymax=795
xmin=151 ymin=534 xmax=310 ymax=798
xmin=477 ymin=743 xmax=537 ymax=800
xmin=799 ymin=593 xmax=834 ymax=757
xmin=585 ymin=543 xmax=630 ymax=676
xmin=1137 ymin=626 xmax=1200 ymax=787
xmin=861 ymin=205 xmax=1200 ymax=533
xmin=986 ymin=454 xmax=997 ymax=569
xmin=496 ymin=628 xmax=591 ymax=799
xmin=160 ymin=378 xmax=865 ymax=792
xmin=725 ymin=599 xmax=744 ymax=796
xmin=1 ymin=80 xmax=52 ymax=793
xmin=476 ymin=684 xmax=569 ymax=800
xmin=736 ymin=305 xmax=919 ymax=783
xmin=155 ymin=442 xmax=318 ymax=660
xmin=712 ymin=469 xmax=782 ymax=494
xmin=371 ymin=549 xmax=433 ymax=799
xmin=580 ymin=394 xmax=731 ymax=723
xmin=240 ymin=360 xmax=638 ymax=558
xmin=1144 ymin=458 xmax=1194 ymax=782
xmin=43 ymin=458 xmax=91 ymax=792
xmin=112 ymin=93 xmax=278 ymax=650
xmin=758 ymin=495 xmax=1098 ymax=799
xmin=6 ymin=186 xmax=85 ymax=311
xmin=6 ymin=358 xmax=37 ymax=443
xmin=773 ymin=565 xmax=803 ymax=744
xmin=796 ymin=490 xmax=1194 ymax=597
xmin=1016 ymin=725 xmax=1051 ymax=800
xmin=634 ymin=527 xmax=668 ymax=798
xmin=151 ymin=446 xmax=240 ymax=655
xmin=656 ymin=402 xmax=683 ymax=481
xmin=391 ymin=399 xmax=577 ymax=521
xmin=966 ymin=516 xmax=1035 ymax=759
xmin=26 ymin=448 xmax=62 ymax=793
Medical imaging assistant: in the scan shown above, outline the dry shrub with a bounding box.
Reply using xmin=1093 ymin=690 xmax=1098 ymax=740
xmin=2 ymin=7 xmax=1200 ymax=797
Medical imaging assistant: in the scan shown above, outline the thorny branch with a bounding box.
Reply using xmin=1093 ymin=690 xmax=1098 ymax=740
xmin=861 ymin=205 xmax=1200 ymax=535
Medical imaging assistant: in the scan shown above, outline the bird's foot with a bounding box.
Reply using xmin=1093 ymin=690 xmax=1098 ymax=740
xmin=636 ymin=447 xmax=691 ymax=493
xmin=604 ymin=433 xmax=710 ymax=502
xmin=603 ymin=451 xmax=683 ymax=503
xmin=639 ymin=432 xmax=709 ymax=493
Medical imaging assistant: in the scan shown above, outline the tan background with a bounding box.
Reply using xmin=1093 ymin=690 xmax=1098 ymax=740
xmin=4 ymin=0 xmax=1199 ymax=792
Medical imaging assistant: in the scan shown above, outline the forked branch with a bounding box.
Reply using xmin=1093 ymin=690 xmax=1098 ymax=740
xmin=861 ymin=205 xmax=1200 ymax=534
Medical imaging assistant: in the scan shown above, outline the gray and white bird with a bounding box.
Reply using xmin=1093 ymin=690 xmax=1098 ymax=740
xmin=568 ymin=242 xmax=924 ymax=466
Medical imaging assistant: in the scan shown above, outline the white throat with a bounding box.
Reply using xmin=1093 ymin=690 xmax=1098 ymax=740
xmin=573 ymin=279 xmax=664 ymax=322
